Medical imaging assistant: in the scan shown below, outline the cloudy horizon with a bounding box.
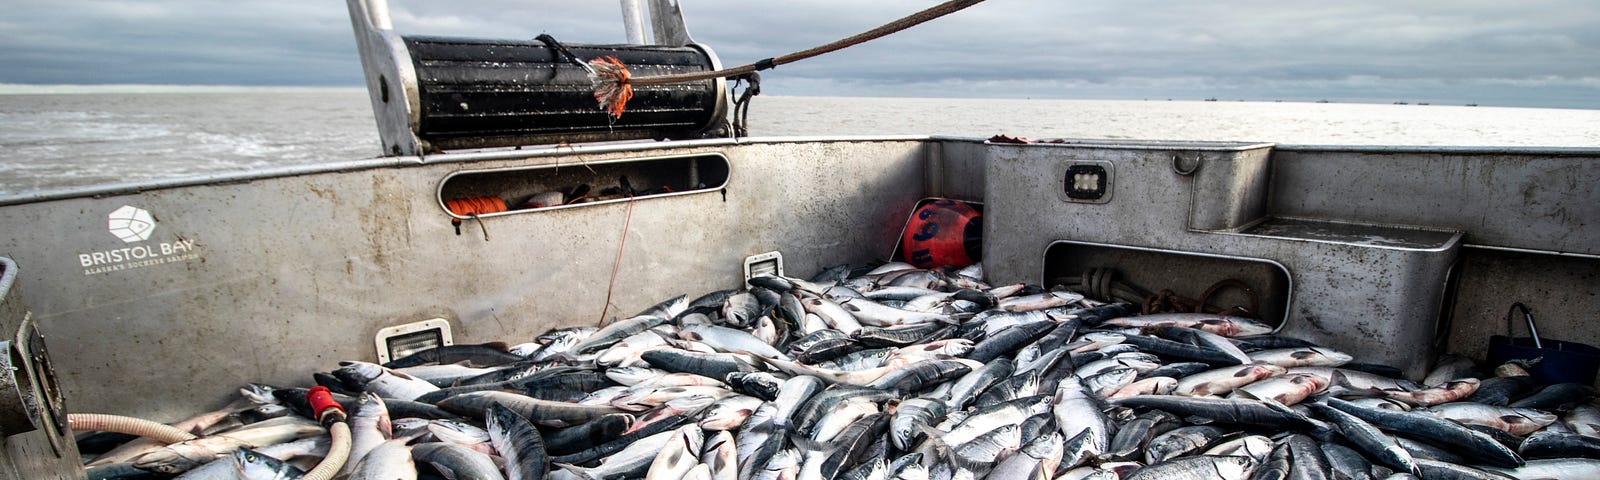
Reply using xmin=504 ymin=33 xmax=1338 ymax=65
xmin=2 ymin=1 xmax=1596 ymax=109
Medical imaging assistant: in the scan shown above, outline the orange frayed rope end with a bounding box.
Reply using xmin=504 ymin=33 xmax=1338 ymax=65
xmin=588 ymin=56 xmax=634 ymax=118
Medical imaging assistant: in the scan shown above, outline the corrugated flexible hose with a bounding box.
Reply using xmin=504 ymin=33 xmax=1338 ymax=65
xmin=302 ymin=422 xmax=351 ymax=480
xmin=302 ymin=385 xmax=353 ymax=480
xmin=65 ymin=413 xmax=197 ymax=445
xmin=67 ymin=386 xmax=354 ymax=479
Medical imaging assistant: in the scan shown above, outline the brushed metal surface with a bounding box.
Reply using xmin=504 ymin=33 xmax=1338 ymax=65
xmin=1186 ymin=148 xmax=1272 ymax=231
xmin=348 ymin=0 xmax=425 ymax=156
xmin=1269 ymin=148 xmax=1600 ymax=256
xmin=0 ymin=139 xmax=935 ymax=422
xmin=983 ymin=141 xmax=1462 ymax=379
xmin=648 ymin=0 xmax=696 ymax=46
xmin=1446 ymin=248 xmax=1600 ymax=376
xmin=0 ymin=136 xmax=1596 ymax=428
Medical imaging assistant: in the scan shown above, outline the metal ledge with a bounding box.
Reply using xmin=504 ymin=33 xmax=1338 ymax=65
xmin=1274 ymin=144 xmax=1600 ymax=156
xmin=0 ymin=136 xmax=941 ymax=207
xmin=986 ymin=139 xmax=1276 ymax=152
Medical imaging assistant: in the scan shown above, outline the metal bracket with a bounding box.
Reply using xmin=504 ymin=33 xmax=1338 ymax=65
xmin=646 ymin=0 xmax=697 ymax=46
xmin=347 ymin=0 xmax=425 ymax=157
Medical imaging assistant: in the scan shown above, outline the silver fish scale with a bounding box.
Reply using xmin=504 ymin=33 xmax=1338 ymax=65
xmin=103 ymin=263 xmax=1599 ymax=480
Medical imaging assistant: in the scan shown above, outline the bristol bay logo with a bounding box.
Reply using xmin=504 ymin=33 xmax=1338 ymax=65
xmin=77 ymin=205 xmax=201 ymax=276
xmin=107 ymin=205 xmax=156 ymax=243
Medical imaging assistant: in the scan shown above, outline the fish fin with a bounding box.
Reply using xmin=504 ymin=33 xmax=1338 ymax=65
xmin=1233 ymin=389 xmax=1261 ymax=401
xmin=952 ymin=456 xmax=992 ymax=476
xmin=788 ymin=432 xmax=833 ymax=456
xmin=219 ymin=395 xmax=262 ymax=414
xmin=1292 ymin=351 xmax=1317 ymax=360
xmin=1381 ymin=394 xmax=1425 ymax=408
xmin=756 ymin=357 xmax=807 ymax=376
xmin=1440 ymin=417 xmax=1476 ymax=429
xmin=432 ymin=464 xmax=460 ymax=480
xmin=484 ymin=341 xmax=510 ymax=351
xmin=1185 ymin=415 xmax=1216 ymax=425
xmin=387 ymin=369 xmax=424 ymax=382
xmin=1327 ymin=370 xmax=1388 ymax=398
xmin=555 ymin=463 xmax=599 ymax=480
xmin=1258 ymin=397 xmax=1298 ymax=415
xmin=913 ymin=423 xmax=959 ymax=465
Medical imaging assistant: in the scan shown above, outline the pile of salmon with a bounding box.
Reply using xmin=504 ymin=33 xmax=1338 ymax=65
xmin=80 ymin=262 xmax=1600 ymax=479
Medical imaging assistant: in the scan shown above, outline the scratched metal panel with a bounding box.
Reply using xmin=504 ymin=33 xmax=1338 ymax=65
xmin=982 ymin=142 xmax=1461 ymax=379
xmin=1445 ymin=248 xmax=1600 ymax=385
xmin=1269 ymin=147 xmax=1600 ymax=256
xmin=0 ymin=139 xmax=939 ymax=422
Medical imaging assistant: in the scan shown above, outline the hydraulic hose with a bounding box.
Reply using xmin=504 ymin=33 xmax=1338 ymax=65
xmin=303 ymin=422 xmax=351 ymax=480
xmin=302 ymin=386 xmax=353 ymax=480
xmin=65 ymin=413 xmax=197 ymax=445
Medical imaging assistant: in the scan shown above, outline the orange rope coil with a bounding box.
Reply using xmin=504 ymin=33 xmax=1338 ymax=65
xmin=446 ymin=197 xmax=508 ymax=239
xmin=446 ymin=197 xmax=508 ymax=218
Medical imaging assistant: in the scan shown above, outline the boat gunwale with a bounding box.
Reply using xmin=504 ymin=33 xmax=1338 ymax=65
xmin=3 ymin=134 xmax=1596 ymax=206
xmin=0 ymin=135 xmax=927 ymax=206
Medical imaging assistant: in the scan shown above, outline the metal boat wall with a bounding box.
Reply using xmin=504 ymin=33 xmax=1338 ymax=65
xmin=0 ymin=138 xmax=1597 ymax=479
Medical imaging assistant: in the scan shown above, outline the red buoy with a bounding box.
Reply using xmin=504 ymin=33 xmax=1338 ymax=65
xmin=901 ymin=200 xmax=982 ymax=269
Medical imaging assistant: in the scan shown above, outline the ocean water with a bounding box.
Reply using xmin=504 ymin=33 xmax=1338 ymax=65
xmin=2 ymin=88 xmax=1597 ymax=196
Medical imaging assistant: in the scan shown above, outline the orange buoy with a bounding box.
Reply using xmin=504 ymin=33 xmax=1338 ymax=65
xmin=901 ymin=199 xmax=982 ymax=269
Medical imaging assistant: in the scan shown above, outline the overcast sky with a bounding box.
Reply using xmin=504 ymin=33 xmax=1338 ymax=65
xmin=2 ymin=1 xmax=1596 ymax=108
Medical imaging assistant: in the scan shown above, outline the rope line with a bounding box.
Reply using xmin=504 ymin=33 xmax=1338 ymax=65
xmin=445 ymin=197 xmax=508 ymax=217
xmin=598 ymin=195 xmax=636 ymax=327
xmin=590 ymin=0 xmax=988 ymax=116
xmin=730 ymin=73 xmax=761 ymax=138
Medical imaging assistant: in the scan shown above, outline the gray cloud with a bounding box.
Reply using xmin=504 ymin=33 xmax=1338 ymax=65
xmin=1 ymin=0 xmax=1596 ymax=108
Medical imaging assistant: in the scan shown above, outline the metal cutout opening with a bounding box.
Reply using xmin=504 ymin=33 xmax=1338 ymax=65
xmin=1044 ymin=240 xmax=1292 ymax=329
xmin=438 ymin=153 xmax=730 ymax=220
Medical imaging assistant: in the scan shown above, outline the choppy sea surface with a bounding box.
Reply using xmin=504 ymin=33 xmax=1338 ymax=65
xmin=2 ymin=87 xmax=1597 ymax=195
